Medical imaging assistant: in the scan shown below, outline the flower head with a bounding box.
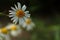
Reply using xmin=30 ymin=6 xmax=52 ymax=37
xmin=9 ymin=2 xmax=30 ymax=25
xmin=10 ymin=24 xmax=17 ymax=30
xmin=0 ymin=28 xmax=8 ymax=34
xmin=6 ymin=24 xmax=22 ymax=37
xmin=22 ymin=18 xmax=35 ymax=31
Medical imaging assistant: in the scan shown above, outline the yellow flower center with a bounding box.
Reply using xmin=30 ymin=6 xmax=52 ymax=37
xmin=1 ymin=28 xmax=8 ymax=34
xmin=10 ymin=25 xmax=17 ymax=30
xmin=16 ymin=10 xmax=25 ymax=18
xmin=25 ymin=18 xmax=31 ymax=24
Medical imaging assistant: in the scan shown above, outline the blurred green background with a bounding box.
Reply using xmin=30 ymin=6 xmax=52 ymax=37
xmin=0 ymin=0 xmax=60 ymax=40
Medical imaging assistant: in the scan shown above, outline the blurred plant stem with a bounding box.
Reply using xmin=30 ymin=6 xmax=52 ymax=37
xmin=0 ymin=12 xmax=9 ymax=16
xmin=55 ymin=27 xmax=59 ymax=40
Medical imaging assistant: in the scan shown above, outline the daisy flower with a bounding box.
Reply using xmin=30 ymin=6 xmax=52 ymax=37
xmin=0 ymin=28 xmax=11 ymax=40
xmin=9 ymin=2 xmax=30 ymax=25
xmin=6 ymin=24 xmax=22 ymax=37
xmin=22 ymin=18 xmax=35 ymax=31
xmin=0 ymin=28 xmax=8 ymax=34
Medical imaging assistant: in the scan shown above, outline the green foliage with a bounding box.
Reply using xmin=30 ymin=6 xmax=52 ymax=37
xmin=30 ymin=18 xmax=60 ymax=40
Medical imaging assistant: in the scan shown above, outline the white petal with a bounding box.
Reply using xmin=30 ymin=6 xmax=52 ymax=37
xmin=24 ymin=11 xmax=29 ymax=14
xmin=26 ymin=22 xmax=35 ymax=31
xmin=11 ymin=16 xmax=17 ymax=20
xmin=27 ymin=25 xmax=32 ymax=31
xmin=17 ymin=2 xmax=21 ymax=9
xmin=9 ymin=10 xmax=15 ymax=13
xmin=22 ymin=22 xmax=27 ymax=28
xmin=22 ymin=5 xmax=26 ymax=11
xmin=25 ymin=14 xmax=30 ymax=17
xmin=10 ymin=31 xmax=18 ymax=37
xmin=24 ymin=11 xmax=30 ymax=17
xmin=9 ymin=15 xmax=15 ymax=17
xmin=19 ymin=18 xmax=24 ymax=25
xmin=15 ymin=19 xmax=18 ymax=24
xmin=11 ymin=7 xmax=16 ymax=11
xmin=9 ymin=12 xmax=16 ymax=14
xmin=13 ymin=17 xmax=18 ymax=24
xmin=20 ymin=18 xmax=24 ymax=24
xmin=14 ymin=4 xmax=18 ymax=10
xmin=13 ymin=18 xmax=17 ymax=22
xmin=11 ymin=17 xmax=15 ymax=20
xmin=23 ymin=17 xmax=27 ymax=20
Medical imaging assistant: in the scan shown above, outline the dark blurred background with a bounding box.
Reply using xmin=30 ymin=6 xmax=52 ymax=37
xmin=0 ymin=0 xmax=60 ymax=24
xmin=0 ymin=0 xmax=60 ymax=40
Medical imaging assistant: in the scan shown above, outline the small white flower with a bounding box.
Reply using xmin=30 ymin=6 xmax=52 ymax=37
xmin=6 ymin=24 xmax=21 ymax=30
xmin=6 ymin=24 xmax=17 ymax=30
xmin=22 ymin=18 xmax=35 ymax=31
xmin=9 ymin=2 xmax=30 ymax=25
xmin=0 ymin=28 xmax=11 ymax=40
xmin=6 ymin=24 xmax=22 ymax=37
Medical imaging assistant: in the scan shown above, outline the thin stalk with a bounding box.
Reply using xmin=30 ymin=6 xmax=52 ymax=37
xmin=0 ymin=13 xmax=9 ymax=16
xmin=55 ymin=27 xmax=59 ymax=40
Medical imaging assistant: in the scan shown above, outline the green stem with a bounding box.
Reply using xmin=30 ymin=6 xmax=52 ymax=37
xmin=0 ymin=13 xmax=9 ymax=16
xmin=55 ymin=28 xmax=59 ymax=40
